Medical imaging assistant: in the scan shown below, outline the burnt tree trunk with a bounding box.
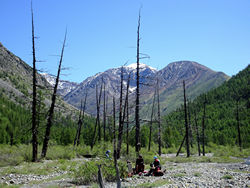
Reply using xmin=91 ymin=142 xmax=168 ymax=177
xmin=76 ymin=91 xmax=87 ymax=146
xmin=31 ymin=3 xmax=38 ymax=162
xmin=148 ymin=86 xmax=156 ymax=152
xmin=103 ymin=84 xmax=106 ymax=142
xmin=74 ymin=99 xmax=83 ymax=146
xmin=194 ymin=109 xmax=201 ymax=156
xmin=113 ymin=96 xmax=121 ymax=188
xmin=135 ymin=11 xmax=141 ymax=153
xmin=202 ymin=95 xmax=207 ymax=156
xmin=91 ymin=83 xmax=103 ymax=149
xmin=183 ymin=80 xmax=190 ymax=157
xmin=176 ymin=134 xmax=186 ymax=157
xmin=117 ymin=67 xmax=124 ymax=159
xmin=187 ymin=99 xmax=193 ymax=148
xmin=157 ymin=78 xmax=162 ymax=156
xmin=41 ymin=30 xmax=67 ymax=158
xmin=98 ymin=80 xmax=103 ymax=141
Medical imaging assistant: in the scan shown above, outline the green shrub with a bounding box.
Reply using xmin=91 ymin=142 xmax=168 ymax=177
xmin=46 ymin=145 xmax=75 ymax=160
xmin=73 ymin=161 xmax=98 ymax=185
xmin=221 ymin=174 xmax=233 ymax=179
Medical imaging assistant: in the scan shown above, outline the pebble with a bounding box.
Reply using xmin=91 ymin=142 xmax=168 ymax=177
xmin=0 ymin=157 xmax=249 ymax=187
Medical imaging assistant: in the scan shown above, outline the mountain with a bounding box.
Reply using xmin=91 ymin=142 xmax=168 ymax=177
xmin=163 ymin=64 xmax=250 ymax=148
xmin=41 ymin=73 xmax=79 ymax=97
xmin=0 ymin=42 xmax=77 ymax=116
xmin=64 ymin=61 xmax=229 ymax=116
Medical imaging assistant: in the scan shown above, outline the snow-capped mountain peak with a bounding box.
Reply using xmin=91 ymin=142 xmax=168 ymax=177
xmin=41 ymin=73 xmax=79 ymax=96
xmin=125 ymin=63 xmax=157 ymax=72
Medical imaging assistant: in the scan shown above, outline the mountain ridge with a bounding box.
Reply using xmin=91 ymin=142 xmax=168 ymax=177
xmin=63 ymin=60 xmax=229 ymax=116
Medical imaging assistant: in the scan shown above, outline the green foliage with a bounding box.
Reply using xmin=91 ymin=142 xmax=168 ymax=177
xmin=45 ymin=145 xmax=76 ymax=160
xmin=73 ymin=160 xmax=127 ymax=185
xmin=73 ymin=161 xmax=98 ymax=185
xmin=221 ymin=174 xmax=233 ymax=179
xmin=162 ymin=65 xmax=250 ymax=150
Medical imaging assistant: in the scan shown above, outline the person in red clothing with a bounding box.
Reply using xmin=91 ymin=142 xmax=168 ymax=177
xmin=145 ymin=156 xmax=162 ymax=176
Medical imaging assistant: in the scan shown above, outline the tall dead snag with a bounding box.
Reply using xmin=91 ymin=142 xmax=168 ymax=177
xmin=41 ymin=30 xmax=67 ymax=158
xmin=74 ymin=100 xmax=83 ymax=146
xmin=117 ymin=67 xmax=124 ymax=159
xmin=98 ymin=79 xmax=103 ymax=141
xmin=176 ymin=134 xmax=186 ymax=157
xmin=103 ymin=83 xmax=106 ymax=142
xmin=156 ymin=78 xmax=162 ymax=156
xmin=187 ymin=99 xmax=193 ymax=148
xmin=91 ymin=82 xmax=103 ymax=149
xmin=183 ymin=80 xmax=190 ymax=157
xmin=194 ymin=109 xmax=201 ymax=156
xmin=201 ymin=95 xmax=207 ymax=156
xmin=31 ymin=2 xmax=38 ymax=162
xmin=135 ymin=10 xmax=141 ymax=153
xmin=236 ymin=100 xmax=242 ymax=151
xmin=75 ymin=91 xmax=88 ymax=146
xmin=126 ymin=102 xmax=129 ymax=155
xmin=113 ymin=97 xmax=121 ymax=188
xmin=148 ymin=87 xmax=156 ymax=151
xmin=125 ymin=74 xmax=131 ymax=155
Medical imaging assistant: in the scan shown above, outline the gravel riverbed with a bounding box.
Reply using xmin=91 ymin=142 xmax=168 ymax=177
xmin=1 ymin=157 xmax=249 ymax=187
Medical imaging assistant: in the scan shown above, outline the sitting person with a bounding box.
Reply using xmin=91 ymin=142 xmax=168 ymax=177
xmin=105 ymin=150 xmax=111 ymax=160
xmin=135 ymin=155 xmax=145 ymax=174
xmin=145 ymin=156 xmax=163 ymax=176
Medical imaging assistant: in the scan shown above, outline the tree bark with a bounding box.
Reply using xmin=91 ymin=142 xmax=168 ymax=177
xmin=176 ymin=134 xmax=186 ymax=157
xmin=187 ymin=99 xmax=193 ymax=148
xmin=76 ymin=91 xmax=88 ymax=146
xmin=41 ymin=30 xmax=67 ymax=158
xmin=74 ymin=100 xmax=83 ymax=146
xmin=194 ymin=109 xmax=201 ymax=156
xmin=113 ymin=96 xmax=121 ymax=188
xmin=148 ymin=87 xmax=156 ymax=152
xmin=135 ymin=11 xmax=141 ymax=153
xmin=183 ymin=80 xmax=190 ymax=157
xmin=117 ymin=67 xmax=124 ymax=159
xmin=103 ymin=84 xmax=106 ymax=142
xmin=31 ymin=2 xmax=38 ymax=162
xmin=157 ymin=78 xmax=162 ymax=156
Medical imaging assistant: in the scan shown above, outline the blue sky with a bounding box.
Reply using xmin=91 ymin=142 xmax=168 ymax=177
xmin=1 ymin=0 xmax=249 ymax=83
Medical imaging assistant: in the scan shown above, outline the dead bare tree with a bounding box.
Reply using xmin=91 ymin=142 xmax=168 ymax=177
xmin=194 ymin=109 xmax=201 ymax=156
xmin=113 ymin=96 xmax=121 ymax=188
xmin=202 ymin=95 xmax=207 ymax=156
xmin=176 ymin=134 xmax=186 ymax=157
xmin=91 ymin=81 xmax=103 ymax=149
xmin=183 ymin=80 xmax=190 ymax=157
xmin=103 ymin=83 xmax=107 ymax=142
xmin=148 ymin=87 xmax=156 ymax=151
xmin=135 ymin=10 xmax=141 ymax=153
xmin=117 ymin=67 xmax=124 ymax=159
xmin=74 ymin=91 xmax=88 ymax=146
xmin=31 ymin=2 xmax=38 ymax=162
xmin=74 ymin=99 xmax=83 ymax=146
xmin=98 ymin=79 xmax=103 ymax=141
xmin=156 ymin=78 xmax=162 ymax=156
xmin=187 ymin=99 xmax=193 ymax=148
xmin=41 ymin=29 xmax=67 ymax=158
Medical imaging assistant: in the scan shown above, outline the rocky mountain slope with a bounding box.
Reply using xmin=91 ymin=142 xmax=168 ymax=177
xmin=0 ymin=42 xmax=77 ymax=116
xmin=64 ymin=61 xmax=229 ymax=116
xmin=41 ymin=73 xmax=78 ymax=97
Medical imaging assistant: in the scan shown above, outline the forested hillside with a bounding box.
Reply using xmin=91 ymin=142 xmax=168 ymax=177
xmin=0 ymin=93 xmax=98 ymax=146
xmin=161 ymin=65 xmax=250 ymax=149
